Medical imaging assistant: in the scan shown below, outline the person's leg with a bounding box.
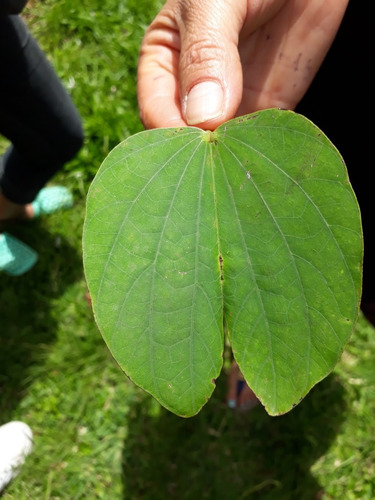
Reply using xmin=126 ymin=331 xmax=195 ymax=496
xmin=0 ymin=15 xmax=83 ymax=274
xmin=0 ymin=15 xmax=84 ymax=215
xmin=226 ymin=361 xmax=260 ymax=411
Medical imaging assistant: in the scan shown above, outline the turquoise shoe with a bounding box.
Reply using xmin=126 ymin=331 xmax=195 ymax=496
xmin=31 ymin=186 xmax=73 ymax=217
xmin=0 ymin=232 xmax=38 ymax=276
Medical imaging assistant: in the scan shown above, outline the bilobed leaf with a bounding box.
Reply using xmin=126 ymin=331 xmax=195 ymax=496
xmin=83 ymin=109 xmax=362 ymax=417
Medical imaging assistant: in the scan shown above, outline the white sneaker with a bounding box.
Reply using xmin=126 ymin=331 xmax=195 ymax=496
xmin=0 ymin=421 xmax=33 ymax=492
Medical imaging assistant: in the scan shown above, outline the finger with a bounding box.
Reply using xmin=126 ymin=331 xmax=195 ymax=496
xmin=176 ymin=0 xmax=246 ymax=129
xmin=138 ymin=0 xmax=246 ymax=130
xmin=138 ymin=0 xmax=245 ymax=130
xmin=138 ymin=4 xmax=187 ymax=129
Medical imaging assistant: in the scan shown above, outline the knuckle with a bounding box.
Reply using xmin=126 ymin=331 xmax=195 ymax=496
xmin=179 ymin=35 xmax=227 ymax=74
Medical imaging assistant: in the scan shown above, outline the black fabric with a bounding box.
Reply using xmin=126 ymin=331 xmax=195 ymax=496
xmin=296 ymin=1 xmax=373 ymax=304
xmin=0 ymin=15 xmax=84 ymax=204
xmin=0 ymin=0 xmax=28 ymax=16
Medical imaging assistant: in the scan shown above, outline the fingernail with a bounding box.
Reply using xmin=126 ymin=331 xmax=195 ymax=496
xmin=184 ymin=81 xmax=224 ymax=125
xmin=227 ymin=399 xmax=236 ymax=409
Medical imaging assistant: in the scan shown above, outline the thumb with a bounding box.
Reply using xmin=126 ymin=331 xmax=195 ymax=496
xmin=177 ymin=0 xmax=245 ymax=129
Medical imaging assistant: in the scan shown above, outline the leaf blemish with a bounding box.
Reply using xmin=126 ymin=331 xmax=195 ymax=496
xmin=219 ymin=254 xmax=224 ymax=281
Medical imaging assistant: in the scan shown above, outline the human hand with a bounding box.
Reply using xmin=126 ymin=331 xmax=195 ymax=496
xmin=137 ymin=0 xmax=348 ymax=130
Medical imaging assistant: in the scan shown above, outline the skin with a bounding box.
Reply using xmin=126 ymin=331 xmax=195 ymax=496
xmin=138 ymin=0 xmax=349 ymax=130
xmin=0 ymin=193 xmax=34 ymax=222
xmin=227 ymin=361 xmax=260 ymax=410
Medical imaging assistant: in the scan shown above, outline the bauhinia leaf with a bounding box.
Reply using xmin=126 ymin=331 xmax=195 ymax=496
xmin=83 ymin=109 xmax=362 ymax=417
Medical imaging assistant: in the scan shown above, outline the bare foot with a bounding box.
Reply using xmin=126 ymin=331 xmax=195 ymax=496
xmin=226 ymin=361 xmax=260 ymax=411
xmin=0 ymin=193 xmax=34 ymax=221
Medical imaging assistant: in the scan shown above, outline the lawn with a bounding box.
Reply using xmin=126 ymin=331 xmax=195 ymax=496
xmin=1 ymin=1 xmax=375 ymax=499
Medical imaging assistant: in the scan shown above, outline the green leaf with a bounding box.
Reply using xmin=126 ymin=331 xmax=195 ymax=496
xmin=83 ymin=109 xmax=362 ymax=417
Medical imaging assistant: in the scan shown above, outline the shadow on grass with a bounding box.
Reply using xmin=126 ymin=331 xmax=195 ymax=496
xmin=0 ymin=219 xmax=83 ymax=421
xmin=122 ymin=372 xmax=346 ymax=500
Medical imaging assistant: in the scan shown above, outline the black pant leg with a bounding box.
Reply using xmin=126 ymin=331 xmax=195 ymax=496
xmin=0 ymin=15 xmax=84 ymax=204
xmin=296 ymin=1 xmax=374 ymax=306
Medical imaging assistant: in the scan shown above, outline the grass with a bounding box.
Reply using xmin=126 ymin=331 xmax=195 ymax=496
xmin=1 ymin=1 xmax=375 ymax=498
